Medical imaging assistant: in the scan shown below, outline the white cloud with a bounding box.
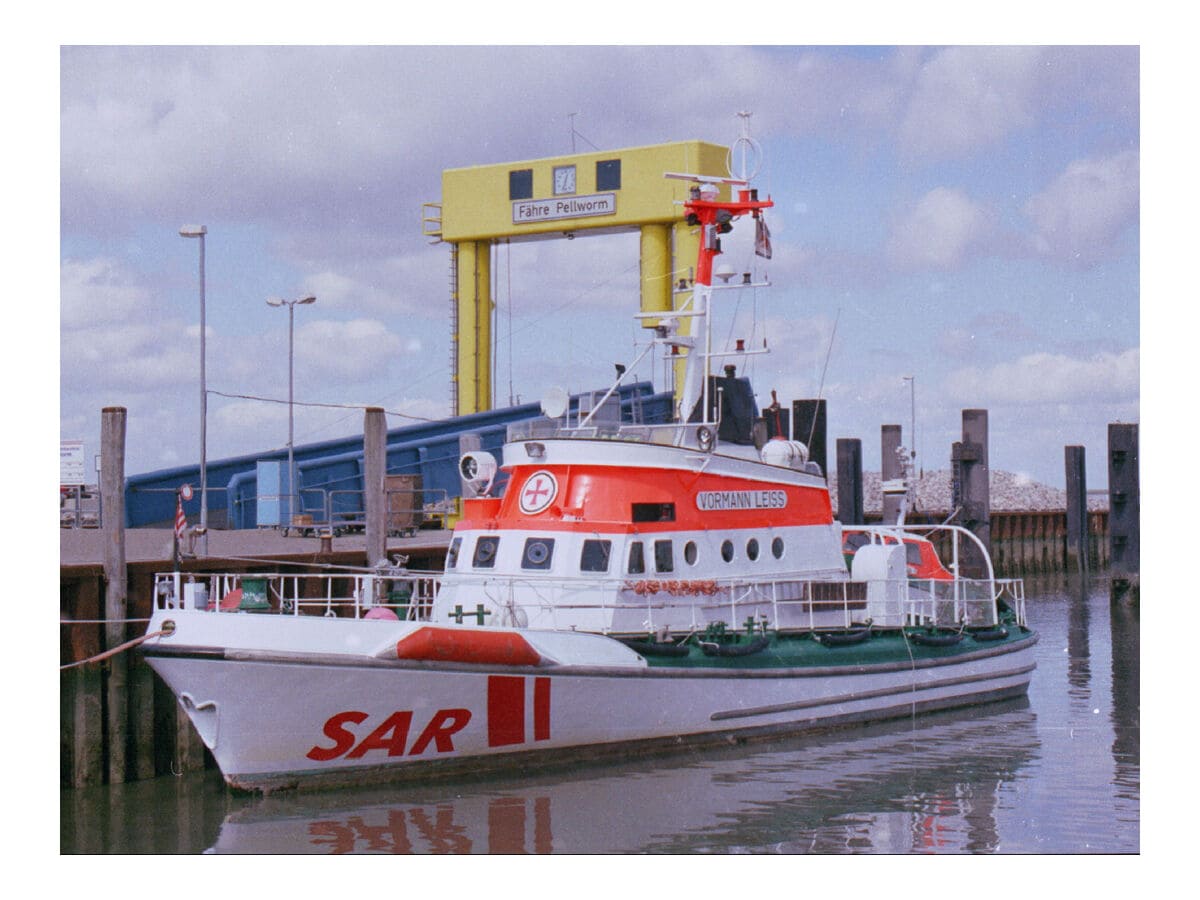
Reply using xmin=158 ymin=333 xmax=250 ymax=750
xmin=944 ymin=348 xmax=1139 ymax=407
xmin=61 ymin=257 xmax=154 ymax=328
xmin=886 ymin=187 xmax=993 ymax=271
xmin=1025 ymin=151 xmax=1139 ymax=266
xmin=898 ymin=47 xmax=1044 ymax=161
xmin=294 ymin=318 xmax=406 ymax=382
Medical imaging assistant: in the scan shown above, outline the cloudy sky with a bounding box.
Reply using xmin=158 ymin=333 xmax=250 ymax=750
xmin=59 ymin=42 xmax=1140 ymax=489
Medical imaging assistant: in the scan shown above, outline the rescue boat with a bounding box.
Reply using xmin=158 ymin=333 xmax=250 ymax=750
xmin=142 ymin=165 xmax=1035 ymax=793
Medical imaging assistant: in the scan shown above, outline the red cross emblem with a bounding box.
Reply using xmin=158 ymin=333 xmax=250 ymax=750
xmin=519 ymin=470 xmax=557 ymax=514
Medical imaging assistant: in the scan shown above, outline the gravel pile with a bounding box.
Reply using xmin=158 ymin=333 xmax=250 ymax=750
xmin=828 ymin=469 xmax=1109 ymax=515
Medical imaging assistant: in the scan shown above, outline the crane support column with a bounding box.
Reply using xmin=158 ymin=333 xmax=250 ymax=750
xmin=639 ymin=223 xmax=672 ymax=321
xmin=455 ymin=240 xmax=493 ymax=415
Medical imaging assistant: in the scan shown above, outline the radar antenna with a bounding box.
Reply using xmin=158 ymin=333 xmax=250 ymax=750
xmin=727 ymin=111 xmax=764 ymax=182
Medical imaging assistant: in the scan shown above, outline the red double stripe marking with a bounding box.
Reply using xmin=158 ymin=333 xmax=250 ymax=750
xmin=487 ymin=676 xmax=551 ymax=748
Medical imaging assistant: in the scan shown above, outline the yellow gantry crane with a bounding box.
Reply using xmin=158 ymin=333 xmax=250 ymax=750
xmin=423 ymin=140 xmax=733 ymax=416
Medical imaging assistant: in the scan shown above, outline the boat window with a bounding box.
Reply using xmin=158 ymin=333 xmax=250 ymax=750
xmin=772 ymin=537 xmax=784 ymax=559
xmin=446 ymin=536 xmax=462 ymax=569
xmin=632 ymin=502 xmax=675 ymax=523
xmin=746 ymin=538 xmax=760 ymax=561
xmin=654 ymin=540 xmax=674 ymax=573
xmin=683 ymin=540 xmax=698 ymax=565
xmin=721 ymin=539 xmax=735 ymax=562
xmin=843 ymin=532 xmax=871 ymax=552
xmin=581 ymin=539 xmax=612 ymax=573
xmin=906 ymin=543 xmax=923 ymax=566
xmin=473 ymin=535 xmax=500 ymax=568
xmin=627 ymin=541 xmax=645 ymax=574
xmin=521 ymin=537 xmax=556 ymax=570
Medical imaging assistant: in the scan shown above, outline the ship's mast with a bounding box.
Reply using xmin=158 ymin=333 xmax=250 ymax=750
xmin=669 ymin=176 xmax=773 ymax=425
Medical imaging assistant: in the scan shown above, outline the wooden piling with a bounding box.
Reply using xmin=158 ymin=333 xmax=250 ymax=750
xmin=880 ymin=425 xmax=903 ymax=525
xmin=101 ymin=406 xmax=128 ymax=784
xmin=835 ymin=438 xmax=864 ymax=525
xmin=1065 ymin=446 xmax=1090 ymax=572
xmin=364 ymin=406 xmax=387 ymax=567
xmin=793 ymin=399 xmax=828 ymax=479
xmin=953 ymin=410 xmax=990 ymax=578
xmin=1108 ymin=423 xmax=1139 ymax=603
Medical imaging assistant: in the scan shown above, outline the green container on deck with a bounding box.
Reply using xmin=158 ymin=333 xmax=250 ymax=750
xmin=240 ymin=577 xmax=271 ymax=611
xmin=388 ymin=587 xmax=412 ymax=619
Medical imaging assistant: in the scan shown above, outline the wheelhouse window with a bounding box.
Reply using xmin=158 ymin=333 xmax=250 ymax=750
xmin=683 ymin=540 xmax=698 ymax=566
xmin=446 ymin=536 xmax=463 ymax=569
xmin=473 ymin=535 xmax=500 ymax=568
xmin=844 ymin=532 xmax=871 ymax=553
xmin=627 ymin=541 xmax=646 ymax=574
xmin=632 ymin=502 xmax=675 ymax=523
xmin=521 ymin=537 xmax=556 ymax=570
xmin=654 ymin=540 xmax=674 ymax=573
xmin=581 ymin=539 xmax=612 ymax=573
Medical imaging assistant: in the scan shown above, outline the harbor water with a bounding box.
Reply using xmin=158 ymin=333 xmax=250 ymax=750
xmin=60 ymin=571 xmax=1139 ymax=854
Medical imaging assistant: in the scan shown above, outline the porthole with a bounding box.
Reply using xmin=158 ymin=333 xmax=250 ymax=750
xmin=522 ymin=537 xmax=555 ymax=570
xmin=684 ymin=541 xmax=698 ymax=565
xmin=721 ymin=540 xmax=734 ymax=562
xmin=473 ymin=536 xmax=500 ymax=568
xmin=772 ymin=537 xmax=784 ymax=559
xmin=746 ymin=538 xmax=760 ymax=561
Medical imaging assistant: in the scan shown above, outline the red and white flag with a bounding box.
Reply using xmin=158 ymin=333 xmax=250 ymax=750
xmin=175 ymin=494 xmax=187 ymax=541
xmin=755 ymin=215 xmax=772 ymax=259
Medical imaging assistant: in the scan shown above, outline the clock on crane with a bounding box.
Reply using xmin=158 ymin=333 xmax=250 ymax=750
xmin=553 ymin=165 xmax=576 ymax=195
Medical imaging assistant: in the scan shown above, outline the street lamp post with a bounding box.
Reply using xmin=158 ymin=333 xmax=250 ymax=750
xmin=180 ymin=225 xmax=208 ymax=554
xmin=902 ymin=375 xmax=917 ymax=475
xmin=267 ymin=295 xmax=317 ymax=524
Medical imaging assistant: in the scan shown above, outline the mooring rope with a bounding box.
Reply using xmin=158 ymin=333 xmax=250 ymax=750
xmin=59 ymin=624 xmax=174 ymax=671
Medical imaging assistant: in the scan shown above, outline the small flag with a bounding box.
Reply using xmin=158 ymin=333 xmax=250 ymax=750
xmin=175 ymin=494 xmax=187 ymax=541
xmin=755 ymin=215 xmax=772 ymax=259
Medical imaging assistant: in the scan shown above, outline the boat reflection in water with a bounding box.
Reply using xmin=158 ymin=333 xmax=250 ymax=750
xmin=209 ymin=699 xmax=1037 ymax=854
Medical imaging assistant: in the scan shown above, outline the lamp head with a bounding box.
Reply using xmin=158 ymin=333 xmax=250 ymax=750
xmin=179 ymin=225 xmax=207 ymax=238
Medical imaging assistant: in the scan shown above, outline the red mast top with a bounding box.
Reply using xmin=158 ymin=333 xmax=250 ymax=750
xmin=678 ymin=180 xmax=774 ymax=286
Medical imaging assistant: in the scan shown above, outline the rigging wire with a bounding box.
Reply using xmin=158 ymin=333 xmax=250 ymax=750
xmin=207 ymin=388 xmax=441 ymax=424
xmin=507 ymin=239 xmax=515 ymax=406
xmin=808 ymin=307 xmax=841 ymax=449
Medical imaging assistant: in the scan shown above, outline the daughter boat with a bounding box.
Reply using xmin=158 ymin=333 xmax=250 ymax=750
xmin=142 ymin=168 xmax=1035 ymax=793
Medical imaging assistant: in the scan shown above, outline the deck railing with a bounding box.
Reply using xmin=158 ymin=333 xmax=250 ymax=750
xmin=153 ymin=564 xmax=1023 ymax=635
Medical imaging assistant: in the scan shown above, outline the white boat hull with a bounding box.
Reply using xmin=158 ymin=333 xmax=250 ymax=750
xmin=144 ymin=608 xmax=1036 ymax=793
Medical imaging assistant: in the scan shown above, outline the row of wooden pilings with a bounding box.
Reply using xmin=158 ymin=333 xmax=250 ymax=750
xmin=61 ymin=406 xmax=402 ymax=790
xmin=827 ymin=404 xmax=1138 ymax=592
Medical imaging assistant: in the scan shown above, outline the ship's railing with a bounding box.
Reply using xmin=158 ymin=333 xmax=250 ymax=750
xmin=433 ymin=569 xmax=1009 ymax=635
xmin=843 ymin=522 xmax=1027 ymax=626
xmin=152 ymin=564 xmax=1020 ymax=633
xmin=506 ymin=419 xmax=711 ymax=451
xmin=153 ymin=569 xmax=440 ymax=621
